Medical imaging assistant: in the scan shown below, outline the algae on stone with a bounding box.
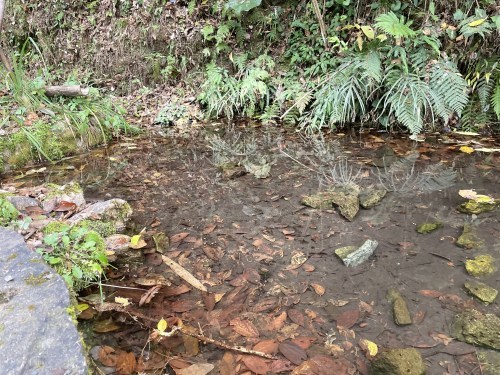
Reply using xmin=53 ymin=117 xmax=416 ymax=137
xmin=452 ymin=309 xmax=500 ymax=350
xmin=464 ymin=280 xmax=498 ymax=304
xmin=416 ymin=222 xmax=442 ymax=234
xmin=457 ymin=199 xmax=499 ymax=214
xmin=456 ymin=224 xmax=483 ymax=249
xmin=387 ymin=289 xmax=412 ymax=326
xmin=478 ymin=350 xmax=500 ymax=375
xmin=465 ymin=255 xmax=496 ymax=277
xmin=371 ymin=348 xmax=426 ymax=375
xmin=359 ymin=188 xmax=387 ymax=209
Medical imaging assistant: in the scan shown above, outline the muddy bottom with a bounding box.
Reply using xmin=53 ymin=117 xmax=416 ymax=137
xmin=8 ymin=128 xmax=500 ymax=374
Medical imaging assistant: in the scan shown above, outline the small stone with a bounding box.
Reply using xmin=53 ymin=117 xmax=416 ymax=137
xmin=416 ymin=222 xmax=442 ymax=234
xmin=456 ymin=224 xmax=483 ymax=249
xmin=387 ymin=289 xmax=412 ymax=326
xmin=359 ymin=188 xmax=387 ymax=208
xmin=4 ymin=275 xmax=14 ymax=282
xmin=465 ymin=255 xmax=496 ymax=277
xmin=335 ymin=240 xmax=378 ymax=267
xmin=371 ymin=348 xmax=426 ymax=375
xmin=219 ymin=163 xmax=246 ymax=179
xmin=302 ymin=186 xmax=360 ymax=221
xmin=452 ymin=309 xmax=500 ymax=350
xmin=105 ymin=234 xmax=131 ymax=255
xmin=464 ymin=280 xmax=498 ymax=304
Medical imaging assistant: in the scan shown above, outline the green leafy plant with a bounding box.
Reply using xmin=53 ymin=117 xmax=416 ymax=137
xmin=38 ymin=222 xmax=108 ymax=291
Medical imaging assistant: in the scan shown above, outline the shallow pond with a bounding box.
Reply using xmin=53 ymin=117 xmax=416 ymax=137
xmin=4 ymin=128 xmax=500 ymax=374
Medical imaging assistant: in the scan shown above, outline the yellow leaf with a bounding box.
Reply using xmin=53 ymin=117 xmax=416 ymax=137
xmin=77 ymin=303 xmax=89 ymax=312
xmin=360 ymin=338 xmax=378 ymax=357
xmin=114 ymin=297 xmax=131 ymax=306
xmin=468 ymin=18 xmax=486 ymax=27
xmin=361 ymin=25 xmax=375 ymax=39
xmin=459 ymin=189 xmax=477 ymax=199
xmin=356 ymin=34 xmax=363 ymax=51
xmin=157 ymin=318 xmax=168 ymax=332
xmin=474 ymin=195 xmax=495 ymax=203
xmin=459 ymin=146 xmax=474 ymax=154
xmin=376 ymin=34 xmax=387 ymax=42
xmin=130 ymin=234 xmax=147 ymax=249
xmin=130 ymin=235 xmax=141 ymax=246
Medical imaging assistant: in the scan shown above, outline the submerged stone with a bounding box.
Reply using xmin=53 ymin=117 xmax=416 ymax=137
xmin=387 ymin=289 xmax=412 ymax=326
xmin=478 ymin=350 xmax=500 ymax=375
xmin=371 ymin=348 xmax=426 ymax=375
xmin=335 ymin=240 xmax=378 ymax=267
xmin=464 ymin=280 xmax=498 ymax=304
xmin=452 ymin=309 xmax=500 ymax=350
xmin=465 ymin=255 xmax=496 ymax=277
xmin=68 ymin=198 xmax=132 ymax=232
xmin=457 ymin=199 xmax=499 ymax=214
xmin=456 ymin=224 xmax=483 ymax=249
xmin=302 ymin=186 xmax=360 ymax=220
xmin=416 ymin=221 xmax=442 ymax=234
xmin=359 ymin=188 xmax=387 ymax=209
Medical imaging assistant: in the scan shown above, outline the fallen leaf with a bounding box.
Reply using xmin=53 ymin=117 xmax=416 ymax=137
xmin=310 ymin=283 xmax=325 ymax=296
xmin=291 ymin=337 xmax=316 ymax=350
xmin=288 ymin=309 xmax=306 ymax=326
xmin=116 ymin=351 xmax=136 ymax=375
xmin=114 ymin=297 xmax=131 ymax=306
xmin=53 ymin=200 xmax=77 ymax=212
xmin=170 ymin=232 xmax=190 ymax=243
xmin=359 ymin=338 xmax=378 ymax=357
xmin=183 ymin=335 xmax=199 ymax=356
xmin=336 ymin=309 xmax=360 ymax=329
xmin=202 ymin=224 xmax=217 ymax=234
xmin=242 ymin=355 xmax=270 ymax=375
xmin=253 ymin=339 xmax=279 ymax=355
xmin=309 ymin=355 xmax=356 ymax=375
xmin=418 ymin=289 xmax=443 ymax=298
xmin=129 ymin=235 xmax=147 ymax=249
xmin=139 ymin=285 xmax=162 ymax=306
xmin=177 ymin=363 xmax=214 ymax=375
xmin=157 ymin=318 xmax=168 ymax=332
xmin=93 ymin=318 xmax=120 ymax=333
xmin=98 ymin=346 xmax=118 ymax=366
xmin=278 ymin=341 xmax=308 ymax=365
xmin=468 ymin=18 xmax=486 ymax=27
xmin=302 ymin=263 xmax=315 ymax=272
xmin=220 ymin=352 xmax=236 ymax=375
xmin=230 ymin=318 xmax=260 ymax=337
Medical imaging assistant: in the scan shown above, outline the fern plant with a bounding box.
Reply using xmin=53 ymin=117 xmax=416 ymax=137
xmin=374 ymin=12 xmax=416 ymax=43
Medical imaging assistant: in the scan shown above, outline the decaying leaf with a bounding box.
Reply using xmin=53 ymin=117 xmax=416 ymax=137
xmin=310 ymin=283 xmax=325 ymax=296
xmin=129 ymin=234 xmax=147 ymax=249
xmin=139 ymin=285 xmax=162 ymax=306
xmin=157 ymin=318 xmax=168 ymax=332
xmin=279 ymin=341 xmax=308 ymax=365
xmin=253 ymin=339 xmax=279 ymax=355
xmin=170 ymin=232 xmax=190 ymax=243
xmin=359 ymin=338 xmax=378 ymax=357
xmin=230 ymin=318 xmax=260 ymax=337
xmin=161 ymin=255 xmax=207 ymax=292
xmin=242 ymin=355 xmax=270 ymax=375
xmin=115 ymin=351 xmax=136 ymax=375
xmin=177 ymin=363 xmax=214 ymax=375
xmin=336 ymin=309 xmax=360 ymax=329
xmin=114 ymin=297 xmax=131 ymax=306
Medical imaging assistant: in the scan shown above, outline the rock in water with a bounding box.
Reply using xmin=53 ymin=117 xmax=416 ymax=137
xmin=452 ymin=309 xmax=500 ymax=350
xmin=371 ymin=348 xmax=426 ymax=375
xmin=0 ymin=228 xmax=88 ymax=374
xmin=335 ymin=240 xmax=378 ymax=267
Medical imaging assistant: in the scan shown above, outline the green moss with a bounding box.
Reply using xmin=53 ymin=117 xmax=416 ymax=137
xmin=43 ymin=221 xmax=71 ymax=235
xmin=0 ymin=197 xmax=20 ymax=226
xmin=76 ymin=219 xmax=116 ymax=237
xmin=24 ymin=272 xmax=50 ymax=286
xmin=456 ymin=224 xmax=483 ymax=249
xmin=465 ymin=255 xmax=496 ymax=277
xmin=416 ymin=222 xmax=442 ymax=234
xmin=45 ymin=182 xmax=83 ymax=199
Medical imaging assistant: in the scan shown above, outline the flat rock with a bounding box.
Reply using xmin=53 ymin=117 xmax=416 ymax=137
xmin=359 ymin=188 xmax=387 ymax=209
xmin=0 ymin=227 xmax=87 ymax=374
xmin=465 ymin=254 xmax=496 ymax=277
xmin=388 ymin=289 xmax=412 ymax=325
xmin=68 ymin=198 xmax=132 ymax=232
xmin=452 ymin=309 xmax=500 ymax=350
xmin=456 ymin=223 xmax=483 ymax=249
xmin=5 ymin=195 xmax=41 ymax=212
xmin=464 ymin=280 xmax=498 ymax=304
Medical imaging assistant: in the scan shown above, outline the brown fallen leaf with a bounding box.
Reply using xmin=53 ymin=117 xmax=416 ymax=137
xmin=309 ymin=355 xmax=356 ymax=375
xmin=278 ymin=341 xmax=308 ymax=365
xmin=301 ymin=263 xmax=315 ymax=272
xmin=230 ymin=318 xmax=260 ymax=338
xmin=253 ymin=339 xmax=279 ymax=355
xmin=291 ymin=337 xmax=316 ymax=350
xmin=336 ymin=309 xmax=360 ymax=329
xmin=99 ymin=346 xmax=118 ymax=367
xmin=310 ymin=283 xmax=325 ymax=296
xmin=139 ymin=285 xmax=161 ymax=307
xmin=202 ymin=223 xmax=217 ymax=234
xmin=177 ymin=363 xmax=214 ymax=375
xmin=202 ymin=245 xmax=224 ymax=261
xmin=242 ymin=355 xmax=270 ymax=375
xmin=115 ymin=351 xmax=136 ymax=375
xmin=93 ymin=318 xmax=120 ymax=333
xmin=161 ymin=255 xmax=207 ymax=292
xmin=53 ymin=200 xmax=77 ymax=212
xmin=288 ymin=309 xmax=306 ymax=326
xmin=183 ymin=334 xmax=200 ymax=356
xmin=220 ymin=352 xmax=237 ymax=375
xmin=418 ymin=289 xmax=443 ymax=298
xmin=271 ymin=311 xmax=287 ymax=331
xmin=170 ymin=232 xmax=190 ymax=243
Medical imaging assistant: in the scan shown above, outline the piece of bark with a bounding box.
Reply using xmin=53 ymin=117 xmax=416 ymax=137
xmin=44 ymin=85 xmax=89 ymax=97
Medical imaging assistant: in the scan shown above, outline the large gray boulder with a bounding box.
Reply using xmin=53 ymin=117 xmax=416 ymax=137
xmin=0 ymin=228 xmax=87 ymax=375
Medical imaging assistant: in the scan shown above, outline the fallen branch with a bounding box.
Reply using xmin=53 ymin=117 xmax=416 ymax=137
xmin=44 ymin=85 xmax=89 ymax=97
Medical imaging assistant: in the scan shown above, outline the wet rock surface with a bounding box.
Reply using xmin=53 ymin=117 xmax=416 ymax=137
xmin=0 ymin=228 xmax=87 ymax=375
xmin=452 ymin=309 xmax=500 ymax=350
xmin=370 ymin=348 xmax=426 ymax=375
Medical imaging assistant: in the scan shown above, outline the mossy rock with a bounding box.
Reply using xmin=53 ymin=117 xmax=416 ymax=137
xmin=465 ymin=255 xmax=496 ymax=277
xmin=452 ymin=309 xmax=500 ymax=350
xmin=464 ymin=280 xmax=498 ymax=305
xmin=456 ymin=224 xmax=483 ymax=249
xmin=359 ymin=188 xmax=387 ymax=209
xmin=302 ymin=186 xmax=360 ymax=221
xmin=387 ymin=288 xmax=412 ymax=326
xmin=0 ymin=197 xmax=20 ymax=226
xmin=457 ymin=199 xmax=500 ymax=214
xmin=478 ymin=350 xmax=500 ymax=375
xmin=371 ymin=348 xmax=426 ymax=375
xmin=43 ymin=221 xmax=71 ymax=235
xmin=416 ymin=222 xmax=442 ymax=234
xmin=76 ymin=219 xmax=116 ymax=237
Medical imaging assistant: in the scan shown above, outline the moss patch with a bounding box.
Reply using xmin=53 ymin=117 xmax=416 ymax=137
xmin=0 ymin=197 xmax=20 ymax=226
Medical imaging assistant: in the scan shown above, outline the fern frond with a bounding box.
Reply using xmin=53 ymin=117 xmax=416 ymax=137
xmin=374 ymin=12 xmax=416 ymax=39
xmin=429 ymin=61 xmax=469 ymax=120
xmin=493 ymin=80 xmax=500 ymax=119
xmin=476 ymin=77 xmax=493 ymax=110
